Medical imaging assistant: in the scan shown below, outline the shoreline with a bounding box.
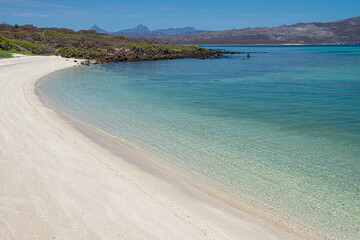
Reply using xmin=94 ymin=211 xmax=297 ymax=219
xmin=197 ymin=43 xmax=360 ymax=46
xmin=1 ymin=56 xmax=297 ymax=239
xmin=36 ymin=70 xmax=315 ymax=240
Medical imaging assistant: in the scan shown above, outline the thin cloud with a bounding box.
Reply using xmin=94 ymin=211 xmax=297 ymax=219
xmin=3 ymin=10 xmax=50 ymax=18
xmin=100 ymin=3 xmax=143 ymax=10
xmin=0 ymin=0 xmax=72 ymax=9
xmin=154 ymin=6 xmax=184 ymax=11
xmin=117 ymin=13 xmax=143 ymax=18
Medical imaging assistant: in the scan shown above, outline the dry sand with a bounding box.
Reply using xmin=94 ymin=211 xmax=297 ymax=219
xmin=0 ymin=56 xmax=297 ymax=240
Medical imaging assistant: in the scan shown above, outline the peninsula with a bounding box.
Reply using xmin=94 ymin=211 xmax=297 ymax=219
xmin=0 ymin=24 xmax=234 ymax=63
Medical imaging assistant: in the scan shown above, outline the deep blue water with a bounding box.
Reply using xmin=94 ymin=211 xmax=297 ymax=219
xmin=39 ymin=45 xmax=360 ymax=239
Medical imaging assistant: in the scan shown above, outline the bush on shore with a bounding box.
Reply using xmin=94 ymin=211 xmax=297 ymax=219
xmin=0 ymin=24 xmax=217 ymax=62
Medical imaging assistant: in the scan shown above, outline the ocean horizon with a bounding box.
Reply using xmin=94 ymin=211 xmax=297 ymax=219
xmin=38 ymin=45 xmax=360 ymax=239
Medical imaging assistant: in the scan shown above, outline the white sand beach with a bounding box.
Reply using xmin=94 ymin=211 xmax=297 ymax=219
xmin=0 ymin=56 xmax=297 ymax=240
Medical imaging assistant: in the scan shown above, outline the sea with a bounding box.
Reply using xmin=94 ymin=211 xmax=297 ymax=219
xmin=38 ymin=45 xmax=360 ymax=239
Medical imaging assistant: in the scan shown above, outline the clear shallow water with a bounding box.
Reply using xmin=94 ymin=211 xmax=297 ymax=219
xmin=39 ymin=46 xmax=360 ymax=239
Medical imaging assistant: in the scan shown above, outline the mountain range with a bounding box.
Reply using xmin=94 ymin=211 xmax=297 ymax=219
xmin=89 ymin=24 xmax=208 ymax=38
xmin=153 ymin=16 xmax=360 ymax=45
xmin=90 ymin=16 xmax=360 ymax=45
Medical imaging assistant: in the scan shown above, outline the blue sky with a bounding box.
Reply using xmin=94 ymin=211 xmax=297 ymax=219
xmin=1 ymin=0 xmax=359 ymax=31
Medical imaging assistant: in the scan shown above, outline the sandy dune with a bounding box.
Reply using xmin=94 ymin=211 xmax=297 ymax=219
xmin=0 ymin=56 xmax=296 ymax=240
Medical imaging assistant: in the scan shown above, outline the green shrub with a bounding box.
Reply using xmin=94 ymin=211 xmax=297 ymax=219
xmin=0 ymin=36 xmax=20 ymax=51
xmin=11 ymin=39 xmax=54 ymax=54
xmin=0 ymin=49 xmax=34 ymax=58
xmin=0 ymin=36 xmax=54 ymax=54
xmin=0 ymin=50 xmax=13 ymax=58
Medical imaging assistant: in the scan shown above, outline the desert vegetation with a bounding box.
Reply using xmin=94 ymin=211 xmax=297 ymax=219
xmin=0 ymin=24 xmax=228 ymax=62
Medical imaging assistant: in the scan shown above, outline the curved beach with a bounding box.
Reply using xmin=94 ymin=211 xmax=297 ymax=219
xmin=0 ymin=56 xmax=296 ymax=240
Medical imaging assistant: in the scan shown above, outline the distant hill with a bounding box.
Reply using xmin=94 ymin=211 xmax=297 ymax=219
xmin=115 ymin=24 xmax=150 ymax=35
xmin=153 ymin=16 xmax=360 ymax=45
xmin=89 ymin=24 xmax=209 ymax=38
xmin=89 ymin=25 xmax=108 ymax=34
xmin=153 ymin=27 xmax=207 ymax=36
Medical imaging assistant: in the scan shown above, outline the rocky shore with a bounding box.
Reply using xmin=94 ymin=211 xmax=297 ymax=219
xmin=93 ymin=48 xmax=241 ymax=63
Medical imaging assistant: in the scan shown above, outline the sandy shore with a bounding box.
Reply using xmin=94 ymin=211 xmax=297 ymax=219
xmin=0 ymin=56 xmax=297 ymax=240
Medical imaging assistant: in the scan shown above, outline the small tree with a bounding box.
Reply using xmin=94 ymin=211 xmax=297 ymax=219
xmin=14 ymin=24 xmax=18 ymax=28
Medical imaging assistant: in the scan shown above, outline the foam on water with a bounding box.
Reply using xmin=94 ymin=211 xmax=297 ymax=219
xmin=39 ymin=45 xmax=360 ymax=239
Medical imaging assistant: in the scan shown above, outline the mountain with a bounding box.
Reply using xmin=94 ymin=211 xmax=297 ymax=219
xmin=153 ymin=27 xmax=207 ymax=36
xmin=89 ymin=25 xmax=108 ymax=34
xmin=154 ymin=16 xmax=360 ymax=45
xmin=89 ymin=25 xmax=208 ymax=38
xmin=115 ymin=24 xmax=150 ymax=35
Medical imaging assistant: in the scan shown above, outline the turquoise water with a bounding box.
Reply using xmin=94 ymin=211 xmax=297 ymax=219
xmin=39 ymin=46 xmax=360 ymax=239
